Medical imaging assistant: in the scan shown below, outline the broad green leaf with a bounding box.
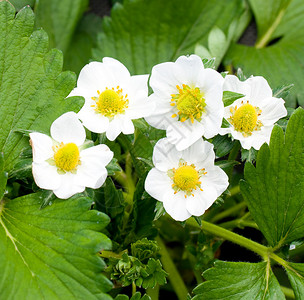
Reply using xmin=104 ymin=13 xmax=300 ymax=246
xmin=212 ymin=135 xmax=237 ymax=158
xmin=0 ymin=2 xmax=84 ymax=171
xmin=0 ymin=153 xmax=8 ymax=200
xmin=224 ymin=0 xmax=304 ymax=107
xmin=241 ymin=108 xmax=304 ymax=247
xmin=192 ymin=261 xmax=285 ymax=299
xmin=64 ymin=13 xmax=103 ymax=74
xmin=285 ymin=262 xmax=304 ymax=299
xmin=93 ymin=0 xmax=245 ymax=74
xmin=34 ymin=0 xmax=89 ymax=53
xmin=249 ymin=0 xmax=292 ymax=43
xmin=0 ymin=193 xmax=112 ymax=299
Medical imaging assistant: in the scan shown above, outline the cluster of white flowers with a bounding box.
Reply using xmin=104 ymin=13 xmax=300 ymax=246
xmin=30 ymin=55 xmax=287 ymax=221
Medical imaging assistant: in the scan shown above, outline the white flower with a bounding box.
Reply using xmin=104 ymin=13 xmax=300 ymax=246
xmin=145 ymin=55 xmax=224 ymax=151
xmin=30 ymin=112 xmax=113 ymax=199
xmin=69 ymin=57 xmax=153 ymax=141
xmin=220 ymin=75 xmax=287 ymax=150
xmin=145 ymin=138 xmax=229 ymax=221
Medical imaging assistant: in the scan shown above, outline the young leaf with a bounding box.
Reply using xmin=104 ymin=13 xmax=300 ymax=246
xmin=0 ymin=2 xmax=84 ymax=171
xmin=241 ymin=108 xmax=304 ymax=248
xmin=0 ymin=193 xmax=112 ymax=299
xmin=93 ymin=0 xmax=245 ymax=74
xmin=193 ymin=261 xmax=285 ymax=299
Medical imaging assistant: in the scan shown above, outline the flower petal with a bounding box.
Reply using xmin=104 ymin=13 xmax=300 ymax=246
xmin=53 ymin=172 xmax=85 ymax=199
xmin=77 ymin=100 xmax=110 ymax=134
xmin=30 ymin=132 xmax=54 ymax=163
xmin=50 ymin=112 xmax=85 ymax=145
xmin=121 ymin=118 xmax=135 ymax=135
xmin=145 ymin=112 xmax=173 ymax=130
xmin=246 ymin=76 xmax=273 ymax=103
xmin=102 ymin=57 xmax=131 ymax=84
xmin=163 ymin=190 xmax=192 ymax=221
xmin=145 ymin=168 xmax=173 ymax=201
xmin=166 ymin=120 xmax=205 ymax=151
xmin=258 ymin=97 xmax=287 ymax=126
xmin=32 ymin=162 xmax=61 ymax=190
xmin=152 ymin=138 xmax=182 ymax=171
xmin=223 ymin=75 xmax=250 ymax=97
xmin=106 ymin=117 xmax=123 ymax=141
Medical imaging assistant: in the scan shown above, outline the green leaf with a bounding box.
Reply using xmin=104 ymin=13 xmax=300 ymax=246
xmin=93 ymin=0 xmax=245 ymax=74
xmin=224 ymin=0 xmax=304 ymax=107
xmin=249 ymin=0 xmax=292 ymax=43
xmin=34 ymin=0 xmax=89 ymax=53
xmin=285 ymin=262 xmax=304 ymax=299
xmin=241 ymin=108 xmax=304 ymax=248
xmin=10 ymin=0 xmax=35 ymax=11
xmin=222 ymin=91 xmax=245 ymax=107
xmin=0 ymin=193 xmax=112 ymax=299
xmin=0 ymin=2 xmax=84 ymax=171
xmin=0 ymin=153 xmax=8 ymax=200
xmin=241 ymin=147 xmax=258 ymax=163
xmin=64 ymin=13 xmax=103 ymax=74
xmin=193 ymin=261 xmax=285 ymax=299
xmin=215 ymin=160 xmax=240 ymax=170
xmin=212 ymin=135 xmax=236 ymax=158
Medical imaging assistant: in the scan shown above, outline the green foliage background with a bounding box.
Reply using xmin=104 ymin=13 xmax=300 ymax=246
xmin=1 ymin=0 xmax=304 ymax=299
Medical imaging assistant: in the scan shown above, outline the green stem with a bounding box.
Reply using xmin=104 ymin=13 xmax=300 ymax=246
xmin=187 ymin=218 xmax=269 ymax=259
xmin=99 ymin=250 xmax=125 ymax=259
xmin=281 ymin=286 xmax=295 ymax=299
xmin=210 ymin=200 xmax=246 ymax=223
xmin=132 ymin=281 xmax=136 ymax=295
xmin=219 ymin=219 xmax=259 ymax=230
xmin=156 ymin=236 xmax=188 ymax=300
xmin=146 ymin=285 xmax=160 ymax=300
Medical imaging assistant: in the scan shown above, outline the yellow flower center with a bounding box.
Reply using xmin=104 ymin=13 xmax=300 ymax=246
xmin=54 ymin=143 xmax=80 ymax=172
xmin=171 ymin=84 xmax=206 ymax=123
xmin=228 ymin=102 xmax=263 ymax=137
xmin=91 ymin=87 xmax=129 ymax=119
xmin=168 ymin=159 xmax=207 ymax=198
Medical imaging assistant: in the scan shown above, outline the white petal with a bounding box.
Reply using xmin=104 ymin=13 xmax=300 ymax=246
xmin=203 ymin=166 xmax=229 ymax=197
xmin=32 ymin=162 xmax=61 ymax=190
xmin=246 ymin=76 xmax=273 ymax=103
xmin=258 ymin=97 xmax=287 ymax=126
xmin=182 ymin=139 xmax=215 ymax=166
xmin=167 ymin=120 xmax=205 ymax=151
xmin=145 ymin=112 xmax=173 ymax=130
xmin=102 ymin=57 xmax=131 ymax=84
xmin=186 ymin=184 xmax=218 ymax=216
xmin=106 ymin=117 xmax=122 ymax=141
xmin=127 ymin=95 xmax=156 ymax=119
xmin=173 ymin=55 xmax=205 ymax=85
xmin=129 ymin=74 xmax=149 ymax=96
xmin=77 ymin=61 xmax=110 ymax=91
xmin=77 ymin=100 xmax=110 ymax=134
xmin=76 ymin=165 xmax=108 ymax=189
xmin=152 ymin=138 xmax=182 ymax=171
xmin=30 ymin=132 xmax=53 ymax=163
xmin=196 ymin=68 xmax=224 ymax=96
xmin=145 ymin=168 xmax=173 ymax=201
xmin=121 ymin=118 xmax=135 ymax=135
xmin=50 ymin=112 xmax=85 ymax=145
xmin=53 ymin=172 xmax=85 ymax=199
xmin=223 ymin=75 xmax=250 ymax=97
xmin=163 ymin=190 xmax=192 ymax=221
xmin=149 ymin=61 xmax=179 ymax=96
xmin=81 ymin=144 xmax=113 ymax=167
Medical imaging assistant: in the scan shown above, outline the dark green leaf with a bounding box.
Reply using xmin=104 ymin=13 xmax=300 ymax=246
xmin=193 ymin=261 xmax=284 ymax=299
xmin=0 ymin=193 xmax=112 ymax=299
xmin=212 ymin=134 xmax=236 ymax=157
xmin=241 ymin=108 xmax=304 ymax=247
xmin=34 ymin=0 xmax=89 ymax=53
xmin=241 ymin=148 xmax=258 ymax=163
xmin=0 ymin=2 xmax=84 ymax=171
xmin=285 ymin=262 xmax=304 ymax=299
xmin=0 ymin=153 xmax=8 ymax=200
xmin=93 ymin=0 xmax=245 ymax=74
